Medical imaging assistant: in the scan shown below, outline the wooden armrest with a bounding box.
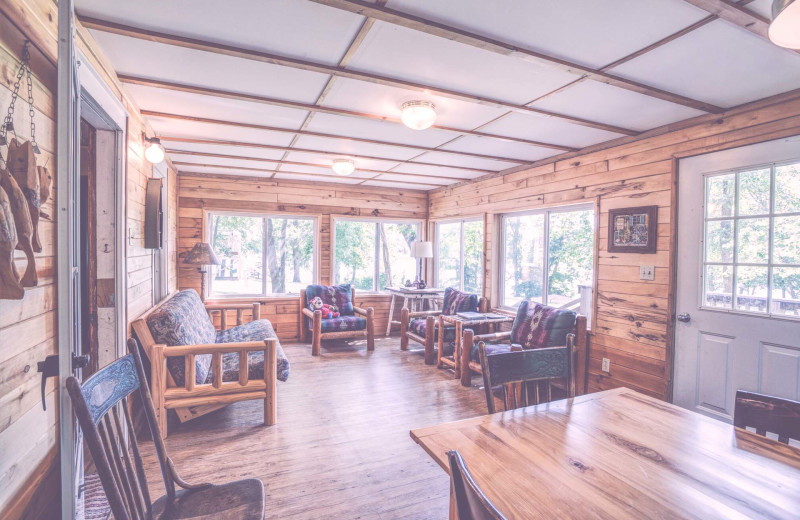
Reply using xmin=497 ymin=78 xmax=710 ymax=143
xmin=205 ymin=303 xmax=257 ymax=311
xmin=408 ymin=310 xmax=442 ymax=319
xmin=353 ymin=306 xmax=370 ymax=316
xmin=489 ymin=308 xmax=516 ymax=318
xmin=161 ymin=339 xmax=277 ymax=357
xmin=302 ymin=308 xmax=317 ymax=319
xmin=473 ymin=331 xmax=512 ymax=342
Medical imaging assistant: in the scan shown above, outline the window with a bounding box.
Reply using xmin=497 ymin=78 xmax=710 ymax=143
xmin=208 ymin=212 xmax=316 ymax=297
xmin=500 ymin=205 xmax=595 ymax=309
xmin=333 ymin=219 xmax=420 ymax=291
xmin=152 ymin=164 xmax=169 ymax=303
xmin=435 ymin=219 xmax=483 ymax=293
xmin=702 ymin=160 xmax=800 ymax=317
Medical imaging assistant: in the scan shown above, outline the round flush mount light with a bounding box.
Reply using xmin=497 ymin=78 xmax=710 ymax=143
xmin=332 ymin=159 xmax=356 ymax=176
xmin=770 ymin=0 xmax=800 ymax=49
xmin=401 ymin=100 xmax=437 ymax=130
xmin=144 ymin=137 xmax=165 ymax=164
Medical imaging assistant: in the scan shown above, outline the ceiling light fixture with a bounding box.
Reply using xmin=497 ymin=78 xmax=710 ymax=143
xmin=332 ymin=159 xmax=355 ymax=176
xmin=144 ymin=136 xmax=165 ymax=164
xmin=401 ymin=100 xmax=437 ymax=130
xmin=770 ymin=0 xmax=800 ymax=49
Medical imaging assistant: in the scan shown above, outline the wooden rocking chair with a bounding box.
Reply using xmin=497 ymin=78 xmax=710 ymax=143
xmin=65 ymin=339 xmax=265 ymax=519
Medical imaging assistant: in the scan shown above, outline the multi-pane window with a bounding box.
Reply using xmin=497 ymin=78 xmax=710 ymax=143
xmin=208 ymin=212 xmax=316 ymax=297
xmin=702 ymin=161 xmax=800 ymax=317
xmin=333 ymin=219 xmax=420 ymax=291
xmin=435 ymin=219 xmax=483 ymax=294
xmin=500 ymin=205 xmax=594 ymax=309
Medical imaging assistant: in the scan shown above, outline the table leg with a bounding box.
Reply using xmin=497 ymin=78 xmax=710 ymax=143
xmin=454 ymin=321 xmax=462 ymax=379
xmin=385 ymin=293 xmax=396 ymax=336
xmin=449 ymin=485 xmax=457 ymax=520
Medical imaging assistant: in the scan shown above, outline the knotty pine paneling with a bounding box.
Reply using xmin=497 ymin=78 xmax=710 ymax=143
xmin=429 ymin=90 xmax=800 ymax=401
xmin=0 ymin=3 xmax=179 ymax=518
xmin=178 ymin=174 xmax=429 ymax=340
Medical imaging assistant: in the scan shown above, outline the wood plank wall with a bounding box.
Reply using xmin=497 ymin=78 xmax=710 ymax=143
xmin=177 ymin=174 xmax=428 ymax=340
xmin=429 ymin=90 xmax=800 ymax=401
xmin=0 ymin=2 xmax=179 ymax=518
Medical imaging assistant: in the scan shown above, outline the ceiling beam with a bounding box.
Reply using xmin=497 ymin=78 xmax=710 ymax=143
xmin=308 ymin=0 xmax=725 ymax=114
xmin=143 ymin=110 xmax=574 ymax=158
xmin=80 ymin=15 xmax=639 ymax=135
xmin=159 ymin=135 xmax=508 ymax=172
xmin=178 ymin=169 xmax=440 ymax=188
xmin=119 ymin=75 xmax=623 ymax=143
xmin=679 ymin=0 xmax=771 ymax=39
xmin=166 ymin=150 xmax=485 ymax=179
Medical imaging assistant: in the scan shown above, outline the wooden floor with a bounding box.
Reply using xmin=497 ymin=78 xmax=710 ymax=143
xmin=141 ymin=337 xmax=488 ymax=519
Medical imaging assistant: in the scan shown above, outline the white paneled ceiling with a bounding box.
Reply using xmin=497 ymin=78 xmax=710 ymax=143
xmin=76 ymin=0 xmax=800 ymax=190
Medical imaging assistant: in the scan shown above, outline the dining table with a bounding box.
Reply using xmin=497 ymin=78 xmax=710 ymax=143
xmin=410 ymin=387 xmax=800 ymax=519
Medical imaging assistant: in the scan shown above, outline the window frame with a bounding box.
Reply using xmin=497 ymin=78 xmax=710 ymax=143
xmin=433 ymin=217 xmax=483 ymax=293
xmin=151 ymin=163 xmax=169 ymax=303
xmin=498 ymin=203 xmax=595 ymax=310
xmin=331 ymin=216 xmax=424 ymax=293
xmin=206 ymin=210 xmax=319 ymax=299
xmin=700 ymin=158 xmax=800 ymax=320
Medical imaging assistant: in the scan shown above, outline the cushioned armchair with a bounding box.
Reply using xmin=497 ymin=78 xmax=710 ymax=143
xmin=399 ymin=288 xmax=488 ymax=365
xmin=300 ymin=284 xmax=375 ymax=356
xmin=462 ymin=300 xmax=588 ymax=393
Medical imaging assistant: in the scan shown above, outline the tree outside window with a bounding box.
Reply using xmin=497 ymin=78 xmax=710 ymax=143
xmin=436 ymin=219 xmax=483 ymax=294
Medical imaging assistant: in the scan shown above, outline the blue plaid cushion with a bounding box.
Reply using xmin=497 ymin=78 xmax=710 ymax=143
xmin=305 ymin=284 xmax=355 ymax=316
xmin=441 ymin=288 xmax=479 ymax=316
xmin=310 ymin=315 xmax=367 ymax=333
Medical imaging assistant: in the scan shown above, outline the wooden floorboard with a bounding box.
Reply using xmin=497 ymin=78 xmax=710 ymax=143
xmin=141 ymin=337 xmax=488 ymax=519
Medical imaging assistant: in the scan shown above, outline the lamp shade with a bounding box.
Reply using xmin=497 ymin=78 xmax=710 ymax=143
xmin=410 ymin=241 xmax=433 ymax=258
xmin=183 ymin=242 xmax=220 ymax=266
xmin=770 ymin=0 xmax=800 ymax=49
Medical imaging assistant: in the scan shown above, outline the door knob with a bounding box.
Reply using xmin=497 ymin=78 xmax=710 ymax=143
xmin=677 ymin=313 xmax=691 ymax=323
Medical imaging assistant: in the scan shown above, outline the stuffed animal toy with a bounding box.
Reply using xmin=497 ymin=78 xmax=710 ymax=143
xmin=308 ymin=296 xmax=339 ymax=319
xmin=328 ymin=304 xmax=340 ymax=319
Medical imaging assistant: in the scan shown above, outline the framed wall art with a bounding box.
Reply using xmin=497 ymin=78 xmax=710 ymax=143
xmin=608 ymin=205 xmax=658 ymax=254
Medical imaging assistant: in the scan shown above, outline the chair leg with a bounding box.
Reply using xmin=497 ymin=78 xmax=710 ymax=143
xmin=424 ymin=315 xmax=436 ymax=365
xmin=151 ymin=345 xmax=169 ymax=438
xmin=400 ymin=307 xmax=409 ymax=351
xmin=312 ymin=310 xmax=322 ymax=356
xmin=366 ymin=307 xmax=375 ymax=351
xmin=264 ymin=339 xmax=277 ymax=426
xmin=461 ymin=329 xmax=473 ymax=387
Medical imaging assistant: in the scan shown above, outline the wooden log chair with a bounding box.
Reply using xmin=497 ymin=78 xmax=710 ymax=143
xmin=66 ymin=339 xmax=265 ymax=520
xmin=399 ymin=287 xmax=488 ymax=365
xmin=299 ymin=284 xmax=375 ymax=356
xmin=131 ymin=289 xmax=290 ymax=437
xmin=733 ymin=390 xmax=800 ymax=444
xmin=478 ymin=334 xmax=575 ymax=414
xmin=462 ymin=300 xmax=588 ymax=395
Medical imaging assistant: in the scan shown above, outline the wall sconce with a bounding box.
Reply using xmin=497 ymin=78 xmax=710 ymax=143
xmin=144 ymin=136 xmax=165 ymax=164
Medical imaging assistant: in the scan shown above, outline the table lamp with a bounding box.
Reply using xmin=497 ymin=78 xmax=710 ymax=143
xmin=410 ymin=241 xmax=433 ymax=289
xmin=183 ymin=242 xmax=220 ymax=301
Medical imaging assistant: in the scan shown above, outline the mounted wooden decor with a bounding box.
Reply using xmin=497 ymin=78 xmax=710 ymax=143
xmin=144 ymin=177 xmax=163 ymax=249
xmin=0 ymin=185 xmax=23 ymax=300
xmin=6 ymin=139 xmax=41 ymax=252
xmin=0 ymin=168 xmax=36 ymax=287
xmin=607 ymin=205 xmax=658 ymax=254
xmin=37 ymin=165 xmax=52 ymax=220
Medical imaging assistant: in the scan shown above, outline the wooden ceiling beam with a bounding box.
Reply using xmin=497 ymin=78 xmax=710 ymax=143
xmin=166 ymin=150 xmax=483 ymax=179
xmin=679 ymin=0 xmax=771 ymax=39
xmin=178 ymin=169 xmax=440 ymax=188
xmin=81 ymin=15 xmax=639 ymax=135
xmin=142 ymin=110 xmax=574 ymax=159
xmin=160 ymin=136 xmax=503 ymax=172
xmin=119 ymin=75 xmax=604 ymax=145
xmin=308 ymin=0 xmax=725 ymax=114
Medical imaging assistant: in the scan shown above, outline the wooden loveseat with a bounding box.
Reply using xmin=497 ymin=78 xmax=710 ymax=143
xmin=461 ymin=301 xmax=588 ymax=393
xmin=131 ymin=289 xmax=290 ymax=436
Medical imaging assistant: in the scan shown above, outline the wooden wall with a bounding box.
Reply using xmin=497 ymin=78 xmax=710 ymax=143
xmin=0 ymin=2 xmax=179 ymax=518
xmin=429 ymin=90 xmax=800 ymax=401
xmin=177 ymin=174 xmax=428 ymax=340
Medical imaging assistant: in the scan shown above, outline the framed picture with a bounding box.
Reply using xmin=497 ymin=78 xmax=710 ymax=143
xmin=608 ymin=205 xmax=658 ymax=254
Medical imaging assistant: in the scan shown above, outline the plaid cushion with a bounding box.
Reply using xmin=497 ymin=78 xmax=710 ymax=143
xmin=470 ymin=343 xmax=515 ymax=363
xmin=215 ymin=320 xmax=290 ymax=382
xmin=310 ymin=315 xmax=367 ymax=333
xmin=305 ymin=284 xmax=355 ymax=316
xmin=441 ymin=287 xmax=479 ymax=316
xmin=510 ymin=301 xmax=576 ymax=349
xmin=408 ymin=319 xmax=457 ymax=343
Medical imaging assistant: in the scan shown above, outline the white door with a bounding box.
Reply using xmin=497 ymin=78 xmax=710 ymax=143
xmin=674 ymin=137 xmax=800 ymax=422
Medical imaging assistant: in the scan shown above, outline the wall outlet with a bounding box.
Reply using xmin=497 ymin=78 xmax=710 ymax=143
xmin=601 ymin=358 xmax=611 ymax=373
xmin=639 ymin=265 xmax=655 ymax=281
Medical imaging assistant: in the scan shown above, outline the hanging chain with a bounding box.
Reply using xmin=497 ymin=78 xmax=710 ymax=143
xmin=0 ymin=41 xmax=40 ymax=154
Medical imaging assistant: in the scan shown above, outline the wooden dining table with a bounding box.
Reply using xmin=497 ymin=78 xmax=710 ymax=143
xmin=410 ymin=387 xmax=800 ymax=519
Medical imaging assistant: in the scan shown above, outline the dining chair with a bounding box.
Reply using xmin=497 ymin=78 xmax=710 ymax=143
xmin=447 ymin=450 xmax=507 ymax=520
xmin=65 ymin=338 xmax=265 ymax=520
xmin=478 ymin=334 xmax=575 ymax=414
xmin=733 ymin=390 xmax=800 ymax=444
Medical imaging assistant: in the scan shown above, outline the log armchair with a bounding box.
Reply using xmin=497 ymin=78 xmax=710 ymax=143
xmin=462 ymin=300 xmax=588 ymax=393
xmin=131 ymin=289 xmax=290 ymax=436
xmin=300 ymin=284 xmax=375 ymax=356
xmin=400 ymin=287 xmax=488 ymax=365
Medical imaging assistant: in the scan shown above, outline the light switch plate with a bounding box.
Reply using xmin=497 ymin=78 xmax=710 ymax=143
xmin=640 ymin=265 xmax=655 ymax=281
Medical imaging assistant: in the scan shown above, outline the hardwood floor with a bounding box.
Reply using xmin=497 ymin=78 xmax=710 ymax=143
xmin=141 ymin=337 xmax=488 ymax=519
